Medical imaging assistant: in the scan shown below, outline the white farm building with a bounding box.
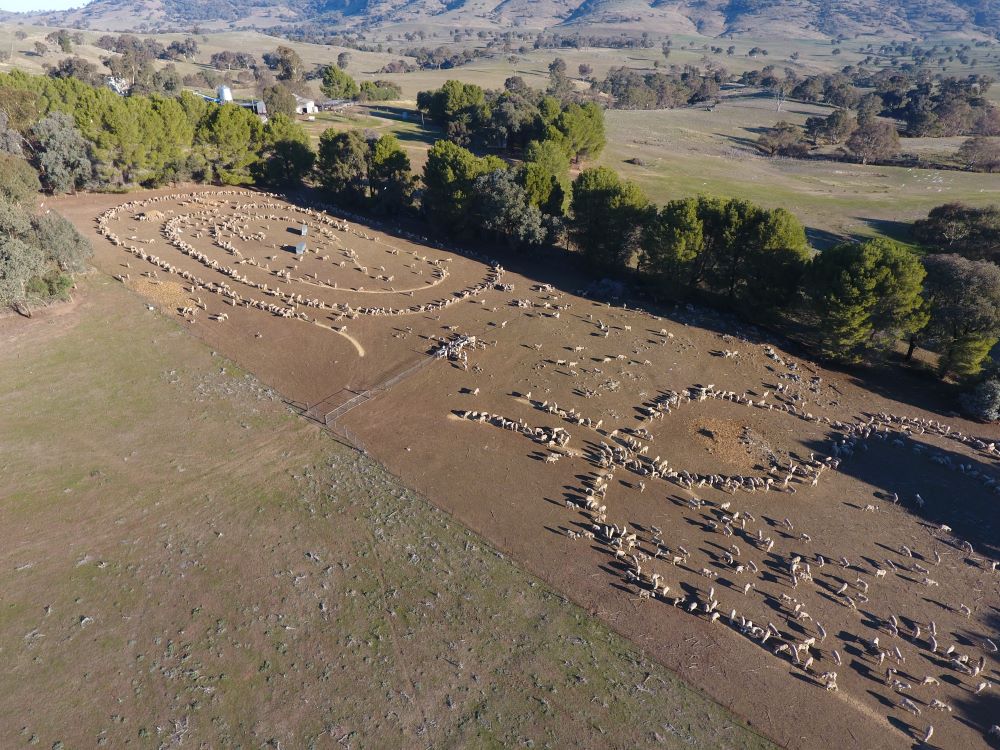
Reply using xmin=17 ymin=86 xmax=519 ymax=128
xmin=294 ymin=95 xmax=318 ymax=115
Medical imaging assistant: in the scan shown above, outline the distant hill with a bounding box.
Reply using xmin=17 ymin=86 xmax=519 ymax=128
xmin=10 ymin=0 xmax=1000 ymax=40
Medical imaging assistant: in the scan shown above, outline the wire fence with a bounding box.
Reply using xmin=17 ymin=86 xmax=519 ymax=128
xmin=302 ymin=352 xmax=440 ymax=453
xmin=323 ymin=390 xmax=372 ymax=425
xmin=373 ymin=354 xmax=437 ymax=393
xmin=327 ymin=422 xmax=368 ymax=454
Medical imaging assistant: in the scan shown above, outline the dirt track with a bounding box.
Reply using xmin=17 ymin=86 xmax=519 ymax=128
xmin=55 ymin=187 xmax=1000 ymax=750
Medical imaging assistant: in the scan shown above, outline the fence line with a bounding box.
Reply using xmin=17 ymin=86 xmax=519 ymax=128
xmin=372 ymin=353 xmax=437 ymax=394
xmin=296 ymin=351 xmax=441 ymax=454
xmin=328 ymin=423 xmax=368 ymax=454
xmin=322 ymin=390 xmax=372 ymax=425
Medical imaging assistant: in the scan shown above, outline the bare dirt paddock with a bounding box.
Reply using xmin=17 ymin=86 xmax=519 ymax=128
xmin=55 ymin=187 xmax=1000 ymax=750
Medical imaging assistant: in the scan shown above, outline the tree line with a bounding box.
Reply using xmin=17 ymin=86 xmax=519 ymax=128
xmin=0 ymin=69 xmax=314 ymax=188
xmin=416 ymin=76 xmax=606 ymax=159
xmin=749 ymin=66 xmax=999 ymax=170
xmin=582 ymin=55 xmax=997 ymax=170
xmin=570 ymin=174 xmax=1000 ymax=382
xmin=596 ymin=66 xmax=723 ymax=109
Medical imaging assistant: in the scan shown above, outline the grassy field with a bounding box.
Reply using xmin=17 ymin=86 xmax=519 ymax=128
xmin=295 ymin=90 xmax=999 ymax=246
xmin=361 ymin=38 xmax=1000 ymax=101
xmin=301 ymin=106 xmax=442 ymax=170
xmin=0 ymin=25 xmax=399 ymax=100
xmin=596 ymin=94 xmax=1000 ymax=245
xmin=3 ymin=22 xmax=997 ymax=100
xmin=0 ymin=274 xmax=774 ymax=749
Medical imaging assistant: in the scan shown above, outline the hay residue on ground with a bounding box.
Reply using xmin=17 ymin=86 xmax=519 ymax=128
xmin=689 ymin=417 xmax=781 ymax=473
xmin=130 ymin=277 xmax=191 ymax=312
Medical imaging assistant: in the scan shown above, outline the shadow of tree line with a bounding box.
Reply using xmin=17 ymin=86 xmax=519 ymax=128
xmin=803 ymin=429 xmax=1000 ymax=560
xmin=953 ymin=605 xmax=1000 ymax=747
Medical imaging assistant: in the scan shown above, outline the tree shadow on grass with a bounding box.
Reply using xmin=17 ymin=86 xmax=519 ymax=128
xmin=852 ymin=216 xmax=916 ymax=244
xmin=805 ymin=225 xmax=847 ymax=250
xmin=834 ymin=364 xmax=966 ymax=417
xmin=712 ymin=131 xmax=762 ymax=151
xmin=388 ymin=128 xmax=440 ymax=148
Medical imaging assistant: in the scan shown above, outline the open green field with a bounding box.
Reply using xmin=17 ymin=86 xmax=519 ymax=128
xmin=301 ymin=106 xmax=442 ymax=170
xmin=597 ymin=94 xmax=1000 ymax=245
xmin=296 ymin=90 xmax=999 ymax=246
xmin=0 ymin=274 xmax=774 ymax=749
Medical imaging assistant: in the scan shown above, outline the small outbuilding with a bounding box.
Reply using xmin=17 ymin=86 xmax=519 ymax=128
xmin=294 ymin=94 xmax=317 ymax=115
xmin=298 ymin=224 xmax=308 ymax=236
xmin=294 ymin=242 xmax=307 ymax=255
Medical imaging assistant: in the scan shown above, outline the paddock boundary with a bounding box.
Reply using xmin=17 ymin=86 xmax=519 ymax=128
xmin=288 ymin=351 xmax=441 ymax=453
xmin=323 ymin=390 xmax=373 ymax=425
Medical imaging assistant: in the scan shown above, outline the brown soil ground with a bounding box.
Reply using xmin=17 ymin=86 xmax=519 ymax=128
xmin=53 ymin=187 xmax=1000 ymax=750
xmin=1 ymin=276 xmax=774 ymax=750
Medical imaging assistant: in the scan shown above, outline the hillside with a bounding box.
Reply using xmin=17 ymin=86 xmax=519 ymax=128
xmin=6 ymin=0 xmax=1000 ymax=40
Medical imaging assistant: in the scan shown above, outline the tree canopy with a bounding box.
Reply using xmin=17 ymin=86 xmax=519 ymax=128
xmin=422 ymin=139 xmax=505 ymax=236
xmin=195 ymin=103 xmax=264 ymax=185
xmin=262 ymin=84 xmax=297 ymax=118
xmin=320 ymin=65 xmax=359 ymax=100
xmin=0 ymin=159 xmax=91 ymax=308
xmin=416 ymin=78 xmax=605 ymax=163
xmin=913 ymin=203 xmax=1000 ymax=263
xmin=957 ymin=137 xmax=1000 ymax=173
xmin=569 ymin=167 xmax=650 ymax=271
xmin=919 ymin=254 xmax=1000 ymax=377
xmin=846 ymin=119 xmax=900 ymax=164
xmin=0 ymin=153 xmax=41 ymax=204
xmin=546 ymin=101 xmax=606 ymax=163
xmin=805 ymin=109 xmax=857 ymax=145
xmin=30 ymin=111 xmax=92 ymax=193
xmin=961 ymin=379 xmax=1000 ymax=422
xmin=520 ymin=139 xmax=571 ymax=216
xmin=316 ymin=129 xmax=415 ymax=214
xmin=255 ymin=114 xmax=314 ymax=188
xmin=473 ymin=169 xmax=546 ymax=249
xmin=806 ymin=238 xmax=928 ymax=362
xmin=641 ymin=196 xmax=811 ymax=309
xmin=358 ymin=80 xmax=402 ymax=102
xmin=417 ymin=79 xmax=487 ymax=125
xmin=265 ymin=46 xmax=305 ymax=82
xmin=756 ymin=121 xmax=810 ymax=157
xmin=367 ymin=134 xmax=415 ymax=215
xmin=317 ymin=129 xmax=369 ymax=206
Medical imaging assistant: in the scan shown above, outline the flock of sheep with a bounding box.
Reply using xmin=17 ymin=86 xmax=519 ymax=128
xmin=97 ymin=190 xmax=506 ymax=335
xmin=445 ymin=287 xmax=999 ymax=747
xmin=95 ymin=189 xmax=998 ymax=747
